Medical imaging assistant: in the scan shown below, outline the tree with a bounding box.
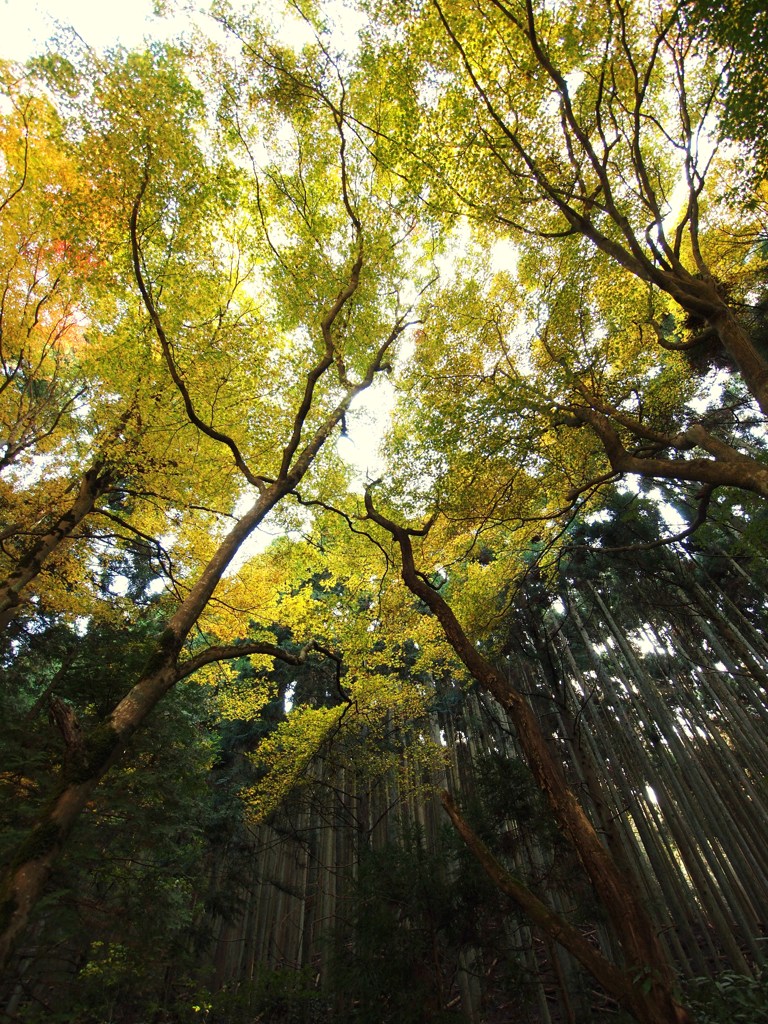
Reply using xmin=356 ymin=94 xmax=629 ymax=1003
xmin=0 ymin=27 xmax=426 ymax=967
xmin=685 ymin=0 xmax=768 ymax=173
xmin=0 ymin=65 xmax=88 ymax=478
xmin=0 ymin=50 xmax=252 ymax=635
xmin=0 ymin=593 xmax=224 ymax=1022
xmin=201 ymin=473 xmax=768 ymax=1019
xmin=0 ymin=67 xmax=120 ymax=630
xmin=3 ymin=4 xmax=768 ymax=1020
xmin=377 ymin=236 xmax=768 ymax=596
xmin=362 ymin=0 xmax=768 ymax=514
xmin=361 ymin=485 xmax=692 ymax=1024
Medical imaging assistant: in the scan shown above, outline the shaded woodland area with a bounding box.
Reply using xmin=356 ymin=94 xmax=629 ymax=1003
xmin=1 ymin=0 xmax=768 ymax=1021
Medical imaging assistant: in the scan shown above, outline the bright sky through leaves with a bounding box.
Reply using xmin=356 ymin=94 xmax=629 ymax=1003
xmin=0 ymin=0 xmax=392 ymax=480
xmin=0 ymin=0 xmax=178 ymax=59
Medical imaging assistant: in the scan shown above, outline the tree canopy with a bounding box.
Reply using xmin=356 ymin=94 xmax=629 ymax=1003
xmin=1 ymin=2 xmax=767 ymax=1022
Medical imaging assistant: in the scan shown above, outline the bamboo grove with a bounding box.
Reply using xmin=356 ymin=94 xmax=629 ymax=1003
xmin=0 ymin=1 xmax=767 ymax=1021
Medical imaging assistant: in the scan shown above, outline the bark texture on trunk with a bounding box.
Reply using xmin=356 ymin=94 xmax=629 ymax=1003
xmin=364 ymin=492 xmax=692 ymax=1024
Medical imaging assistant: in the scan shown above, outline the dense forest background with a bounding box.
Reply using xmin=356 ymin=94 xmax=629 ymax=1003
xmin=1 ymin=0 xmax=767 ymax=1021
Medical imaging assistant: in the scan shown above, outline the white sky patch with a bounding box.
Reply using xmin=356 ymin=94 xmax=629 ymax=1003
xmin=687 ymin=369 xmax=727 ymax=414
xmin=0 ymin=0 xmax=188 ymax=59
xmin=565 ymin=69 xmax=584 ymax=92
xmin=643 ymin=486 xmax=688 ymax=535
xmin=244 ymin=0 xmax=364 ymax=55
xmin=252 ymin=0 xmax=315 ymax=50
xmin=645 ymin=784 xmax=659 ymax=806
xmin=319 ymin=0 xmax=366 ymax=54
xmin=0 ymin=0 xmax=339 ymax=61
xmin=283 ymin=679 xmax=296 ymax=713
xmin=223 ymin=500 xmax=310 ymax=571
xmin=661 ymin=120 xmax=718 ymax=239
xmin=433 ymin=218 xmax=472 ymax=283
xmin=337 ymin=377 xmax=395 ymax=482
xmin=616 ymin=476 xmax=694 ymax=539
xmin=629 ymin=627 xmax=666 ymax=657
xmin=110 ymin=573 xmax=129 ymax=596
xmin=217 ymin=364 xmax=396 ymax=570
xmin=489 ymin=236 xmax=518 ymax=275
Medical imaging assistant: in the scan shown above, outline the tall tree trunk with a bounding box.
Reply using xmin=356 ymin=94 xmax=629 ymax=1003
xmin=364 ymin=493 xmax=692 ymax=1024
xmin=0 ymin=228 xmax=403 ymax=966
xmin=710 ymin=309 xmax=768 ymax=418
xmin=441 ymin=792 xmax=642 ymax=1007
xmin=580 ymin=589 xmax=759 ymax=970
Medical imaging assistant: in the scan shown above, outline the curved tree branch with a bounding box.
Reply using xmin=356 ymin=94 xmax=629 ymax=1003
xmin=129 ymin=158 xmax=266 ymax=493
xmin=363 ymin=484 xmax=691 ymax=1024
xmin=441 ymin=791 xmax=633 ymax=1002
xmin=568 ymin=406 xmax=768 ymax=498
xmin=176 ymin=637 xmax=320 ymax=681
xmin=564 ymin=485 xmax=715 ymax=554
